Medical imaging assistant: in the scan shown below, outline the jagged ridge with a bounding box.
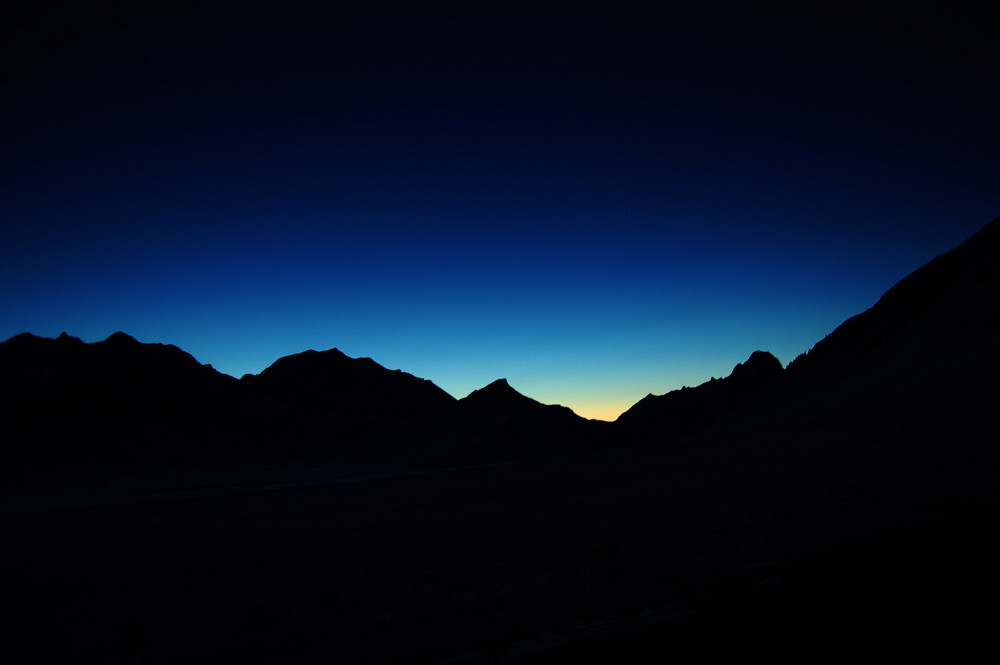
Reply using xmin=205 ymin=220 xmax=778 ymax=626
xmin=3 ymin=216 xmax=999 ymax=468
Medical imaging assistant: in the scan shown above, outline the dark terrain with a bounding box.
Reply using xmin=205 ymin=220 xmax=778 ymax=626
xmin=4 ymin=217 xmax=999 ymax=662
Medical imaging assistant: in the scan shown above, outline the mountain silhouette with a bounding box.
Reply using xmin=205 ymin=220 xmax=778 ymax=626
xmin=616 ymin=350 xmax=785 ymax=436
xmin=788 ymin=217 xmax=1000 ymax=385
xmin=243 ymin=348 xmax=456 ymax=422
xmin=3 ymin=216 xmax=999 ymax=469
xmin=725 ymin=215 xmax=1000 ymax=433
xmin=460 ymin=378 xmax=580 ymax=421
xmin=236 ymin=348 xmax=465 ymax=461
xmin=454 ymin=378 xmax=608 ymax=454
xmin=248 ymin=348 xmax=456 ymax=414
xmin=6 ymin=217 xmax=1000 ymax=662
xmin=617 ymin=215 xmax=1000 ymax=439
xmin=0 ymin=334 xmax=603 ymax=470
xmin=0 ymin=331 xmax=241 ymax=470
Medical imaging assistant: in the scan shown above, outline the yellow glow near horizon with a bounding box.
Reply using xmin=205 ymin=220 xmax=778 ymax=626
xmin=567 ymin=399 xmax=636 ymax=423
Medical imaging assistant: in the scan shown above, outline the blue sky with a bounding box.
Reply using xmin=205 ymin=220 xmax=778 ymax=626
xmin=2 ymin=4 xmax=997 ymax=419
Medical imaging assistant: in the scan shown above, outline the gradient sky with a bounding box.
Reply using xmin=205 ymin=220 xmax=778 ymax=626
xmin=3 ymin=3 xmax=997 ymax=420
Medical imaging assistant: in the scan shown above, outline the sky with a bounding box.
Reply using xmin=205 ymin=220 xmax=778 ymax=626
xmin=2 ymin=2 xmax=997 ymax=420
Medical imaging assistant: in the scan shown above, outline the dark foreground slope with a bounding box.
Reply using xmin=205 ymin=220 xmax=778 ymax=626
xmin=788 ymin=215 xmax=1000 ymax=388
xmin=6 ymin=406 xmax=999 ymax=663
xmin=726 ymin=214 xmax=1000 ymax=434
xmin=618 ymin=215 xmax=1000 ymax=439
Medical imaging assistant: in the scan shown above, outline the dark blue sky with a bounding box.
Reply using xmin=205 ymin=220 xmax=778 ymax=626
xmin=3 ymin=2 xmax=997 ymax=419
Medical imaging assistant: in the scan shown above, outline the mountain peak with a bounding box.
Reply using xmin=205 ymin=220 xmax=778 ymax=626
xmin=4 ymin=332 xmax=43 ymax=345
xmin=731 ymin=350 xmax=783 ymax=380
xmin=482 ymin=378 xmax=512 ymax=391
xmin=460 ymin=378 xmax=583 ymax=427
xmin=256 ymin=347 xmax=357 ymax=379
xmin=56 ymin=332 xmax=83 ymax=344
xmin=307 ymin=347 xmax=346 ymax=357
xmin=463 ymin=378 xmax=528 ymax=403
xmin=104 ymin=331 xmax=139 ymax=345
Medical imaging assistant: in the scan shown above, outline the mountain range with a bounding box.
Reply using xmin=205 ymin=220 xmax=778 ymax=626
xmin=3 ymin=216 xmax=998 ymax=472
xmin=6 ymin=216 xmax=1000 ymax=663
